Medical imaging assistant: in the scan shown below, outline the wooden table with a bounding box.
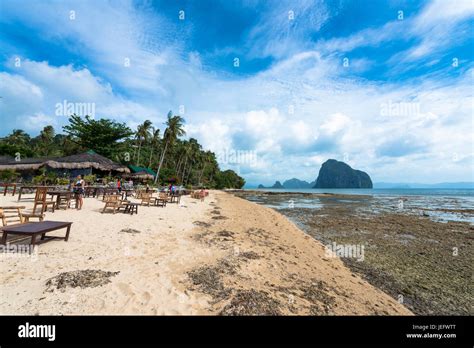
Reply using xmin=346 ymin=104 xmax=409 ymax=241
xmin=48 ymin=191 xmax=73 ymax=209
xmin=169 ymin=193 xmax=181 ymax=204
xmin=0 ymin=183 xmax=17 ymax=196
xmin=1 ymin=221 xmax=73 ymax=246
xmin=123 ymin=203 xmax=139 ymax=215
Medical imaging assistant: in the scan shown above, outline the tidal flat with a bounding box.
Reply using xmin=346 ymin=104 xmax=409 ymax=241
xmin=233 ymin=191 xmax=474 ymax=315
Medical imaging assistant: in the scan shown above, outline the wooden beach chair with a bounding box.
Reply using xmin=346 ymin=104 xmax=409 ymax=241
xmin=0 ymin=206 xmax=44 ymax=226
xmin=140 ymin=192 xmax=153 ymax=206
xmin=32 ymin=187 xmax=56 ymax=214
xmin=0 ymin=206 xmax=24 ymax=226
xmin=57 ymin=192 xmax=73 ymax=210
xmin=102 ymin=195 xmax=127 ymax=214
xmin=154 ymin=192 xmax=168 ymax=207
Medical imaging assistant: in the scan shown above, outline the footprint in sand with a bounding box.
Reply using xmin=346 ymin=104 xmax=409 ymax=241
xmin=116 ymin=282 xmax=135 ymax=297
xmin=139 ymin=291 xmax=152 ymax=305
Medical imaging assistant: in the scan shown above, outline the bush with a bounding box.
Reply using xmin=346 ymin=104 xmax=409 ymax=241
xmin=56 ymin=178 xmax=70 ymax=185
xmin=0 ymin=169 xmax=19 ymax=183
xmin=32 ymin=174 xmax=46 ymax=185
xmin=84 ymin=174 xmax=97 ymax=184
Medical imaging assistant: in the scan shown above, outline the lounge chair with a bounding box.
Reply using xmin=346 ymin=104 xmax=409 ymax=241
xmin=154 ymin=192 xmax=167 ymax=207
xmin=32 ymin=187 xmax=56 ymax=214
xmin=102 ymin=195 xmax=128 ymax=214
xmin=140 ymin=192 xmax=153 ymax=206
xmin=0 ymin=206 xmax=43 ymax=226
xmin=57 ymin=192 xmax=73 ymax=210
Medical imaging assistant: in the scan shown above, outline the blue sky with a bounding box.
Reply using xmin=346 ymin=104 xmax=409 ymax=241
xmin=0 ymin=0 xmax=473 ymax=184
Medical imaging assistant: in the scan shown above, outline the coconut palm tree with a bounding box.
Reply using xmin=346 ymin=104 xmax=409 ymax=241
xmin=135 ymin=120 xmax=152 ymax=166
xmin=5 ymin=129 xmax=30 ymax=146
xmin=154 ymin=112 xmax=185 ymax=184
xmin=182 ymin=138 xmax=200 ymax=185
xmin=147 ymin=127 xmax=160 ymax=169
xmin=36 ymin=125 xmax=55 ymax=156
xmin=198 ymin=151 xmax=215 ymax=185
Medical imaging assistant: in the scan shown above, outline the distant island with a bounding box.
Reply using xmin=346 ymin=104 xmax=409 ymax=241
xmin=257 ymin=159 xmax=373 ymax=189
xmin=254 ymin=159 xmax=473 ymax=190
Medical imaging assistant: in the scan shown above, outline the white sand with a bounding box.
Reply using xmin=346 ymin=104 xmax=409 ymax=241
xmin=0 ymin=192 xmax=215 ymax=315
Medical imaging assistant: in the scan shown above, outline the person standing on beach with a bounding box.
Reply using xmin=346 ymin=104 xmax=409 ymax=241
xmin=74 ymin=175 xmax=85 ymax=210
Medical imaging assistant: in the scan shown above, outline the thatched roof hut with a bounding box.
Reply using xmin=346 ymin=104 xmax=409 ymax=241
xmin=123 ymin=171 xmax=154 ymax=180
xmin=0 ymin=150 xmax=130 ymax=173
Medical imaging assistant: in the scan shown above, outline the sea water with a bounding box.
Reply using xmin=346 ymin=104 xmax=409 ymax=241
xmin=241 ymin=188 xmax=474 ymax=223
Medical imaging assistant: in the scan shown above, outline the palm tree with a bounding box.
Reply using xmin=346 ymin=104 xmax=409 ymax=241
xmin=37 ymin=125 xmax=55 ymax=156
xmin=6 ymin=129 xmax=30 ymax=146
xmin=135 ymin=120 xmax=152 ymax=166
xmin=198 ymin=151 xmax=214 ymax=185
xmin=147 ymin=127 xmax=160 ymax=168
xmin=182 ymin=138 xmax=200 ymax=185
xmin=154 ymin=112 xmax=185 ymax=184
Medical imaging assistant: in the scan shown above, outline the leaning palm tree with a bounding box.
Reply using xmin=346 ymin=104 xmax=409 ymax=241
xmin=135 ymin=120 xmax=152 ymax=166
xmin=154 ymin=112 xmax=185 ymax=184
xmin=147 ymin=127 xmax=160 ymax=168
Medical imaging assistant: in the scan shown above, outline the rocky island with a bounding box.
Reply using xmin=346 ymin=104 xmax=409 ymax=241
xmin=314 ymin=159 xmax=373 ymax=188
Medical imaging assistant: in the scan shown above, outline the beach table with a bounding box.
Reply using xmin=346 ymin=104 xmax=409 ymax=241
xmin=169 ymin=193 xmax=181 ymax=204
xmin=84 ymin=186 xmax=105 ymax=198
xmin=123 ymin=202 xmax=139 ymax=215
xmin=0 ymin=183 xmax=17 ymax=196
xmin=102 ymin=188 xmax=119 ymax=201
xmin=0 ymin=221 xmax=73 ymax=247
xmin=48 ymin=191 xmax=73 ymax=209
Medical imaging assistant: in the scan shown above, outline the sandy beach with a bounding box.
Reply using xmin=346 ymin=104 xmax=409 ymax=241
xmin=0 ymin=190 xmax=411 ymax=315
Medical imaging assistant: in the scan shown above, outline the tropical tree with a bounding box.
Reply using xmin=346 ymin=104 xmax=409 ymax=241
xmin=4 ymin=129 xmax=30 ymax=146
xmin=135 ymin=120 xmax=152 ymax=166
xmin=154 ymin=112 xmax=186 ymax=184
xmin=148 ymin=127 xmax=160 ymax=169
xmin=198 ymin=151 xmax=215 ymax=185
xmin=63 ymin=115 xmax=133 ymax=158
xmin=35 ymin=125 xmax=55 ymax=156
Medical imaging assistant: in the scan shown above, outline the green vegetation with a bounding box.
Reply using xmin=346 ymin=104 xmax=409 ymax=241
xmin=0 ymin=113 xmax=245 ymax=189
xmin=0 ymin=169 xmax=19 ymax=182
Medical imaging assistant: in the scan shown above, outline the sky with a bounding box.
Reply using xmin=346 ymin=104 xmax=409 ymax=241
xmin=0 ymin=0 xmax=473 ymax=185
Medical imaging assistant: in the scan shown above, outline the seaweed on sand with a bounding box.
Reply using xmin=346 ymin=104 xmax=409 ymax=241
xmin=238 ymin=251 xmax=261 ymax=260
xmin=300 ymin=280 xmax=336 ymax=314
xmin=119 ymin=228 xmax=141 ymax=234
xmin=187 ymin=266 xmax=232 ymax=302
xmin=211 ymin=215 xmax=228 ymax=220
xmin=219 ymin=289 xmax=282 ymax=316
xmin=45 ymin=270 xmax=120 ymax=292
xmin=193 ymin=221 xmax=212 ymax=228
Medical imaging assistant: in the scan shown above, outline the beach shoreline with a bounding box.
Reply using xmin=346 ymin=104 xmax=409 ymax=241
xmin=0 ymin=190 xmax=411 ymax=315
